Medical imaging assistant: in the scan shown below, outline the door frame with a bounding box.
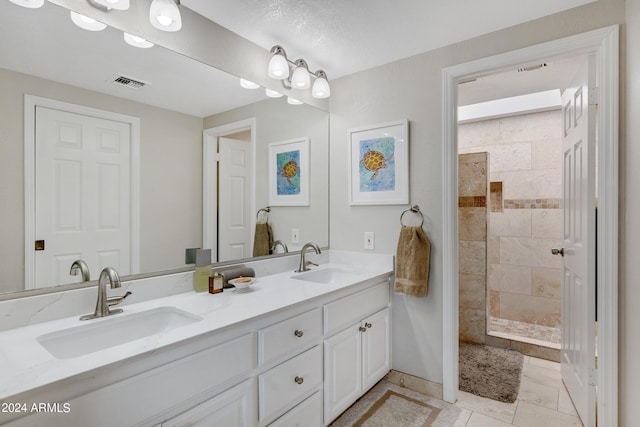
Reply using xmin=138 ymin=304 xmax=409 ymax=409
xmin=441 ymin=25 xmax=619 ymax=427
xmin=202 ymin=118 xmax=256 ymax=261
xmin=24 ymin=95 xmax=141 ymax=289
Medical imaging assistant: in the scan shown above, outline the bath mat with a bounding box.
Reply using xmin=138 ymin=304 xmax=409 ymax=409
xmin=459 ymin=340 xmax=524 ymax=403
xmin=330 ymin=380 xmax=464 ymax=426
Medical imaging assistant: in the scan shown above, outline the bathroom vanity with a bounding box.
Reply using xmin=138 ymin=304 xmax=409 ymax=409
xmin=0 ymin=251 xmax=393 ymax=426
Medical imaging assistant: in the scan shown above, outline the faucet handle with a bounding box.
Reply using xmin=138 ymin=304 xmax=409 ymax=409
xmin=107 ymin=291 xmax=132 ymax=307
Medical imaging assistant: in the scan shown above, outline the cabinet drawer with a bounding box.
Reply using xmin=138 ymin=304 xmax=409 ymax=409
xmin=259 ymin=308 xmax=322 ymax=367
xmin=259 ymin=345 xmax=322 ymax=424
xmin=324 ymin=281 xmax=389 ymax=336
xmin=269 ymin=391 xmax=322 ymax=427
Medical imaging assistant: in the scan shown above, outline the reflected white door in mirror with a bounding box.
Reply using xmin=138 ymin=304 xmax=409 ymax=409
xmin=24 ymin=95 xmax=141 ymax=289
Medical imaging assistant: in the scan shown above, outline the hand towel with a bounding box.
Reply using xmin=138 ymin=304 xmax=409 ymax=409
xmin=253 ymin=222 xmax=273 ymax=257
xmin=394 ymin=226 xmax=431 ymax=297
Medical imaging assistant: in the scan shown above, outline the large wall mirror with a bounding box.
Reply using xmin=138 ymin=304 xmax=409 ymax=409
xmin=0 ymin=1 xmax=329 ymax=298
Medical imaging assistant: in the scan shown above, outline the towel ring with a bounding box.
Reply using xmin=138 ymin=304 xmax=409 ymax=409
xmin=256 ymin=206 xmax=271 ymax=222
xmin=400 ymin=205 xmax=424 ymax=227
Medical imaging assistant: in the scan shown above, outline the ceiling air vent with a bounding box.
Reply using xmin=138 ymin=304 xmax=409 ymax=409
xmin=517 ymin=63 xmax=548 ymax=72
xmin=112 ymin=74 xmax=150 ymax=89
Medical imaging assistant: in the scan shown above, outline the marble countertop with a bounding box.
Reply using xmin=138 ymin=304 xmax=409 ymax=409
xmin=0 ymin=252 xmax=393 ymax=400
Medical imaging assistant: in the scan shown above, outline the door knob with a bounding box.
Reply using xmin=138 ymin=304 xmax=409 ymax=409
xmin=551 ymin=248 xmax=564 ymax=256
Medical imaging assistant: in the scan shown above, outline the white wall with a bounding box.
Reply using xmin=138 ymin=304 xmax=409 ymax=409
xmin=329 ymin=0 xmax=631 ymax=420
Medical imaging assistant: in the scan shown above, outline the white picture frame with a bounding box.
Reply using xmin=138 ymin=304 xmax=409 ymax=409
xmin=348 ymin=119 xmax=409 ymax=205
xmin=268 ymin=137 xmax=310 ymax=206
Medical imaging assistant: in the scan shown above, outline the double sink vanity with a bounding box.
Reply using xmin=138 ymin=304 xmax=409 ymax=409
xmin=0 ymin=251 xmax=393 ymax=426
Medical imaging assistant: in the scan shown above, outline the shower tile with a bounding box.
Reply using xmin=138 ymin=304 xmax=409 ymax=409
xmin=532 ymin=267 xmax=562 ymax=299
xmin=487 ymin=237 xmax=500 ymax=264
xmin=532 ymin=209 xmax=562 ymax=239
xmin=500 ymin=237 xmax=563 ymax=268
xmin=459 ymin=241 xmax=486 ymax=275
xmin=500 ymin=169 xmax=562 ymax=200
xmin=499 ymin=111 xmax=562 ymax=143
xmin=532 ymin=138 xmax=563 ymax=170
xmin=459 ymin=161 xmax=488 ymax=197
xmin=489 ymin=290 xmax=500 ymax=317
xmin=490 ymin=210 xmax=532 ymax=237
xmin=459 ymin=273 xmax=486 ymax=310
xmin=459 ymin=307 xmax=486 ymax=344
xmin=488 ymin=264 xmax=532 ymax=295
xmin=459 ymin=207 xmax=487 ymax=241
xmin=458 ymin=119 xmax=501 ymax=148
xmin=499 ymin=293 xmax=561 ymax=327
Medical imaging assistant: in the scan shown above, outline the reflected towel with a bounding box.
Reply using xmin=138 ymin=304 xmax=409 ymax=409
xmin=394 ymin=226 xmax=431 ymax=297
xmin=253 ymin=222 xmax=273 ymax=257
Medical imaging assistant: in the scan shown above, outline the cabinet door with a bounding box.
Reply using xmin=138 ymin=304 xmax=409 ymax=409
xmin=162 ymin=379 xmax=256 ymax=427
xmin=362 ymin=307 xmax=391 ymax=391
xmin=323 ymin=324 xmax=362 ymax=424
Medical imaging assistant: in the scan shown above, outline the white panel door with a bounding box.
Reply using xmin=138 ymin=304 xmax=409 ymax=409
xmin=559 ymin=55 xmax=597 ymax=427
xmin=324 ymin=324 xmax=362 ymax=424
xmin=218 ymin=137 xmax=252 ymax=262
xmin=361 ymin=307 xmax=391 ymax=391
xmin=34 ymin=106 xmax=131 ymax=287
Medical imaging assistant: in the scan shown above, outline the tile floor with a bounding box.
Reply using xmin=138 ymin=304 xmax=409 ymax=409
xmin=489 ymin=317 xmax=561 ymax=347
xmin=454 ymin=355 xmax=584 ymax=426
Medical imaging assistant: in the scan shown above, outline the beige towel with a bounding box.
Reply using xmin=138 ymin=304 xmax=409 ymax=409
xmin=253 ymin=222 xmax=274 ymax=257
xmin=394 ymin=226 xmax=431 ymax=297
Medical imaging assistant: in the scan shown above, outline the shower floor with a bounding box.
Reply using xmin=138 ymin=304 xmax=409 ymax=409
xmin=488 ymin=317 xmax=561 ymax=349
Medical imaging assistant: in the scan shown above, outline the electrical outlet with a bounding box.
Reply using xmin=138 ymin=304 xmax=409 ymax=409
xmin=291 ymin=228 xmax=300 ymax=244
xmin=364 ymin=232 xmax=375 ymax=250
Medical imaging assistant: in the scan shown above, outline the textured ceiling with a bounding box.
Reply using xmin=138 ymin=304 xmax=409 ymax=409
xmin=182 ymin=0 xmax=595 ymax=80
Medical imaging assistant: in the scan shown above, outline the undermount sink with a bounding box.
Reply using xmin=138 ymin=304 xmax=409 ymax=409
xmin=292 ymin=268 xmax=360 ymax=284
xmin=36 ymin=307 xmax=203 ymax=359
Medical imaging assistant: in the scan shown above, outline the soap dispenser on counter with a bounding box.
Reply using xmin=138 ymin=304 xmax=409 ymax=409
xmin=193 ymin=249 xmax=212 ymax=292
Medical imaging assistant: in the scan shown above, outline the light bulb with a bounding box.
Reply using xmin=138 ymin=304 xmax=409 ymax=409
xmin=70 ymin=11 xmax=107 ymax=31
xmin=268 ymin=54 xmax=290 ymax=80
xmin=287 ymin=97 xmax=303 ymax=105
xmin=149 ymin=0 xmax=182 ymax=32
xmin=312 ymin=76 xmax=331 ymax=98
xmin=8 ymin=0 xmax=44 ymax=8
xmin=291 ymin=66 xmax=310 ymax=89
xmin=124 ymin=33 xmax=154 ymax=48
xmin=265 ymin=88 xmax=283 ymax=98
xmin=240 ymin=79 xmax=260 ymax=89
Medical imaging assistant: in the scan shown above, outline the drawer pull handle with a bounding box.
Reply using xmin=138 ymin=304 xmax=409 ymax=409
xmin=294 ymin=376 xmax=304 ymax=385
xmin=365 ymin=322 xmax=372 ymax=329
xmin=359 ymin=326 xmax=367 ymax=332
xmin=294 ymin=329 xmax=304 ymax=338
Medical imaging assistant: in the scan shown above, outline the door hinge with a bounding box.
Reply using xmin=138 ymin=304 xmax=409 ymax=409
xmin=215 ymin=152 xmax=221 ymax=162
xmin=589 ymin=87 xmax=599 ymax=106
xmin=589 ymin=368 xmax=598 ymax=386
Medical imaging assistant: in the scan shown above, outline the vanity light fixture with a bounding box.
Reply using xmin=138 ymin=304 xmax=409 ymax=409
xmin=287 ymin=97 xmax=303 ymax=105
xmin=149 ymin=0 xmax=182 ymax=32
xmin=240 ymin=78 xmax=260 ymax=89
xmin=267 ymin=45 xmax=330 ymax=99
xmin=7 ymin=0 xmax=44 ymax=8
xmin=124 ymin=33 xmax=154 ymax=48
xmin=265 ymin=88 xmax=283 ymax=98
xmin=70 ymin=10 xmax=107 ymax=31
xmin=92 ymin=0 xmax=130 ymax=10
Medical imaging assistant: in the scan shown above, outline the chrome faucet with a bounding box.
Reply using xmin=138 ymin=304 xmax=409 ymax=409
xmin=271 ymin=240 xmax=289 ymax=254
xmin=80 ymin=267 xmax=132 ymax=320
xmin=69 ymin=259 xmax=91 ymax=282
xmin=295 ymin=242 xmax=321 ymax=273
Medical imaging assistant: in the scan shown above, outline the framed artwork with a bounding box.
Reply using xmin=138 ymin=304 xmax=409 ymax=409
xmin=268 ymin=137 xmax=310 ymax=206
xmin=348 ymin=119 xmax=409 ymax=205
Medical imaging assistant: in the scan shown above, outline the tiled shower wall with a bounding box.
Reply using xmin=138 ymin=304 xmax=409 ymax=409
xmin=458 ymin=152 xmax=489 ymax=344
xmin=459 ymin=110 xmax=563 ymax=329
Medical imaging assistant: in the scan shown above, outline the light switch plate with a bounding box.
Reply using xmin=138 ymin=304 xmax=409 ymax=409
xmin=364 ymin=232 xmax=375 ymax=250
xmin=291 ymin=228 xmax=300 ymax=244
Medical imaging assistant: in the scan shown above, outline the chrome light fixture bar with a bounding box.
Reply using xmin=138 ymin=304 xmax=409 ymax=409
xmin=266 ymin=45 xmax=331 ymax=99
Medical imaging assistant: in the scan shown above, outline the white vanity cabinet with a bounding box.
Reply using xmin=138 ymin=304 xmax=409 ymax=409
xmin=322 ymin=282 xmax=391 ymax=425
xmin=257 ymin=308 xmax=323 ymax=426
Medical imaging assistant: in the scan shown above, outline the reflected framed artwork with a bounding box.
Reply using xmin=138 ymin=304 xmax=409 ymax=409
xmin=268 ymin=137 xmax=310 ymax=206
xmin=348 ymin=119 xmax=409 ymax=205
